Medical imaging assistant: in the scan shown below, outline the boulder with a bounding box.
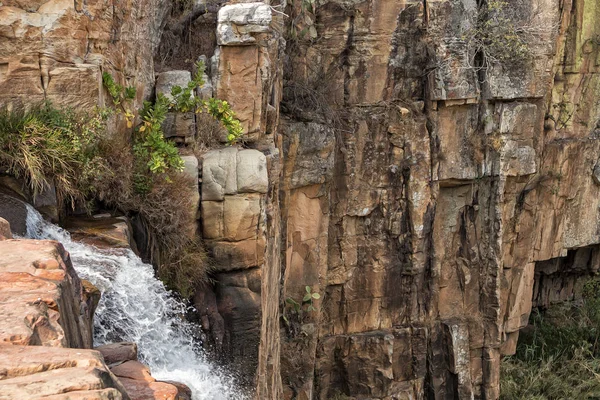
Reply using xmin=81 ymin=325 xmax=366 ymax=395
xmin=222 ymin=194 xmax=262 ymax=241
xmin=117 ymin=378 xmax=179 ymax=400
xmin=96 ymin=343 xmax=138 ymax=366
xmin=160 ymin=381 xmax=193 ymax=400
xmin=201 ymin=147 xmax=238 ymax=201
xmin=0 ymin=217 xmax=11 ymax=240
xmin=156 ymin=71 xmax=193 ymax=102
xmin=111 ymin=361 xmax=154 ymax=383
xmin=236 ymin=149 xmax=268 ymax=194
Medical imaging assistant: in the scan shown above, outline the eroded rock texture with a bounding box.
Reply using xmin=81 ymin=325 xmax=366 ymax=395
xmin=269 ymin=0 xmax=600 ymax=398
xmin=1 ymin=0 xmax=600 ymax=398
xmin=0 ymin=0 xmax=169 ymax=109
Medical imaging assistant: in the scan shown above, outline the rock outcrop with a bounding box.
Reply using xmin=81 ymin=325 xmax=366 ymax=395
xmin=1 ymin=0 xmax=600 ymax=398
xmin=0 ymin=209 xmax=189 ymax=400
xmin=0 ymin=239 xmax=93 ymax=348
xmin=0 ymin=345 xmax=130 ymax=400
xmin=0 ymin=223 xmax=130 ymax=399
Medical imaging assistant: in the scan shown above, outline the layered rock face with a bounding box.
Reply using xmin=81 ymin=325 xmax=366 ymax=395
xmin=270 ymin=0 xmax=600 ymax=398
xmin=2 ymin=0 xmax=600 ymax=398
xmin=0 ymin=0 xmax=169 ymax=109
xmin=0 ymin=220 xmax=130 ymax=399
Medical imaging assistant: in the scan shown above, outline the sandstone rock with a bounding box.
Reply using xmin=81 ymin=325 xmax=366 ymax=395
xmin=111 ymin=361 xmax=154 ymax=383
xmin=159 ymin=381 xmax=192 ymax=400
xmin=222 ymin=194 xmax=262 ymax=241
xmin=500 ymin=141 xmax=537 ymax=176
xmin=118 ymin=378 xmax=179 ymax=400
xmin=156 ymin=71 xmax=193 ymax=102
xmin=282 ymin=121 xmax=335 ymax=189
xmin=193 ymin=284 xmax=225 ymax=351
xmin=181 ymin=155 xmax=200 ymax=218
xmin=209 ymin=236 xmax=266 ymax=271
xmin=96 ymin=343 xmax=138 ymax=365
xmin=66 ymin=216 xmax=135 ymax=249
xmin=215 ymin=268 xmax=261 ymax=384
xmin=201 ymin=147 xmax=238 ymax=201
xmin=201 ymin=200 xmax=225 ymax=240
xmin=0 ymin=345 xmax=129 ymax=400
xmin=0 ymin=0 xmax=168 ymax=110
xmin=0 ymin=217 xmax=11 ymax=240
xmin=201 ymin=194 xmax=262 ymax=241
xmin=0 ymin=239 xmax=91 ymax=348
xmin=236 ymin=149 xmax=268 ymax=194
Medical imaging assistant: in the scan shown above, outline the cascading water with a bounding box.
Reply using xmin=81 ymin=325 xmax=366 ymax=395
xmin=23 ymin=205 xmax=244 ymax=400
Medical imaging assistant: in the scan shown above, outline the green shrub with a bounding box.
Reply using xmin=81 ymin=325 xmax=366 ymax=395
xmin=0 ymin=103 xmax=209 ymax=297
xmin=0 ymin=103 xmax=108 ymax=206
xmin=168 ymin=61 xmax=244 ymax=144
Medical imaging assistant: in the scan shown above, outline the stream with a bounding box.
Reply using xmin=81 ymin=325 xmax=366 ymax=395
xmin=24 ymin=204 xmax=244 ymax=400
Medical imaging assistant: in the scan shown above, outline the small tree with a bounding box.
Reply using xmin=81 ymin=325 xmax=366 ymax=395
xmin=462 ymin=0 xmax=556 ymax=73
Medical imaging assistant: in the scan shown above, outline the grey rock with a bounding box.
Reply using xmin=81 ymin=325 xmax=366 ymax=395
xmin=282 ymin=121 xmax=336 ymax=189
xmin=201 ymin=147 xmax=238 ymax=201
xmin=162 ymin=112 xmax=196 ymax=138
xmin=217 ymin=3 xmax=272 ymax=46
xmin=156 ymin=71 xmax=193 ymax=102
xmin=236 ymin=149 xmax=268 ymax=194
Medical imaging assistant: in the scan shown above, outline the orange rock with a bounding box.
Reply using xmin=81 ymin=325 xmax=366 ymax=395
xmin=0 ymin=345 xmax=129 ymax=399
xmin=0 ymin=217 xmax=11 ymax=240
xmin=110 ymin=361 xmax=155 ymax=383
xmin=0 ymin=240 xmax=91 ymax=348
xmin=118 ymin=378 xmax=179 ymax=400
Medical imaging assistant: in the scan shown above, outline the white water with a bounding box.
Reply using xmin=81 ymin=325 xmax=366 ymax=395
xmin=23 ymin=205 xmax=244 ymax=400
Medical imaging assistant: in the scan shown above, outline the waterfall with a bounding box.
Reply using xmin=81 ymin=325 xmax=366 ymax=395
xmin=23 ymin=205 xmax=244 ymax=400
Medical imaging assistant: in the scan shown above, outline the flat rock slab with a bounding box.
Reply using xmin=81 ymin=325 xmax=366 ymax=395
xmin=0 ymin=345 xmax=129 ymax=400
xmin=0 ymin=239 xmax=90 ymax=348
xmin=65 ymin=216 xmax=134 ymax=249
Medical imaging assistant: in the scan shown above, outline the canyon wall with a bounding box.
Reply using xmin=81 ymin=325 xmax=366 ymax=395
xmin=1 ymin=0 xmax=600 ymax=399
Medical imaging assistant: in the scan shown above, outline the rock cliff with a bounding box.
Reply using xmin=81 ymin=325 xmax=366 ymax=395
xmin=1 ymin=0 xmax=599 ymax=399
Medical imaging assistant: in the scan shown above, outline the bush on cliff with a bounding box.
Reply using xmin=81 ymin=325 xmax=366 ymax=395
xmin=0 ymin=103 xmax=208 ymax=298
xmin=0 ymin=104 xmax=108 ymax=207
xmin=500 ymin=281 xmax=600 ymax=398
xmin=461 ymin=0 xmax=554 ymax=72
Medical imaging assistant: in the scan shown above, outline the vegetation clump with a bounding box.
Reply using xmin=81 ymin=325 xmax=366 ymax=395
xmin=501 ymin=279 xmax=600 ymax=399
xmin=461 ymin=0 xmax=553 ymax=72
xmin=0 ymin=64 xmax=244 ymax=298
